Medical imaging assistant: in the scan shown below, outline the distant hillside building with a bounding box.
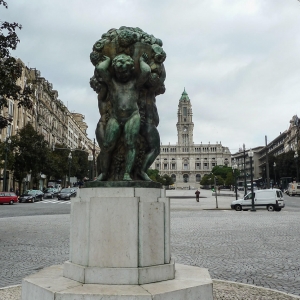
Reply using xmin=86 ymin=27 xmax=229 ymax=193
xmin=151 ymin=89 xmax=231 ymax=189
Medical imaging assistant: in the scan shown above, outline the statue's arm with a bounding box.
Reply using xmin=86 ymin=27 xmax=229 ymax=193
xmin=159 ymin=63 xmax=166 ymax=84
xmin=95 ymin=55 xmax=111 ymax=83
xmin=136 ymin=53 xmax=151 ymax=88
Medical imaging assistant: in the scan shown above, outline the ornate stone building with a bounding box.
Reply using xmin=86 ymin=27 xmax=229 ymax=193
xmin=0 ymin=59 xmax=100 ymax=190
xmin=151 ymin=89 xmax=231 ymax=189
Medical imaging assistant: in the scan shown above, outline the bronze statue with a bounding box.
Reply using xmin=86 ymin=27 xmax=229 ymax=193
xmin=90 ymin=27 xmax=166 ymax=181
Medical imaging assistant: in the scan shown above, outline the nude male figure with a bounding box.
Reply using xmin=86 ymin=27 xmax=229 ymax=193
xmin=94 ymin=53 xmax=150 ymax=181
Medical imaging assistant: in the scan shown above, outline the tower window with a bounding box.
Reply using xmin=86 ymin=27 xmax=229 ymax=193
xmin=183 ymin=107 xmax=187 ymax=116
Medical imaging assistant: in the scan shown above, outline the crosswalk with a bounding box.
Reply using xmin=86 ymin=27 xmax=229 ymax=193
xmin=36 ymin=199 xmax=71 ymax=204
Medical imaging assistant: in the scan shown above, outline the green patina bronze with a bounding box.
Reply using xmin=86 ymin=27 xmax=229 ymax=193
xmin=89 ymin=26 xmax=166 ymax=183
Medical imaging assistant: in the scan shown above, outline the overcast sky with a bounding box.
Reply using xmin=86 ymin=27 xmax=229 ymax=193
xmin=2 ymin=0 xmax=300 ymax=154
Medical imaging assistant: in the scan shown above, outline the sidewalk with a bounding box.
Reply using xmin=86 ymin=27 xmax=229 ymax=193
xmin=167 ymin=188 xmax=237 ymax=210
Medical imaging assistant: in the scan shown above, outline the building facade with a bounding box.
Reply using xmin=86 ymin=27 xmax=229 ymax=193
xmin=151 ymin=89 xmax=231 ymax=189
xmin=0 ymin=59 xmax=100 ymax=191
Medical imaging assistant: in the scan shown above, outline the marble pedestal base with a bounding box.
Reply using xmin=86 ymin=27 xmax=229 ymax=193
xmin=22 ymin=264 xmax=213 ymax=300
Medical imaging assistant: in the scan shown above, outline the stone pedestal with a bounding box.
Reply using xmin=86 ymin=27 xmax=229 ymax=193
xmin=22 ymin=187 xmax=213 ymax=299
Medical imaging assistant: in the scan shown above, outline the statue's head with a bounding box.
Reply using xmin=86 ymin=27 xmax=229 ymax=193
xmin=112 ymin=54 xmax=134 ymax=82
xmin=152 ymin=44 xmax=166 ymax=64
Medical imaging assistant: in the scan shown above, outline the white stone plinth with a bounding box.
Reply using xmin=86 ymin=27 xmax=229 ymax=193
xmin=22 ymin=264 xmax=213 ymax=300
xmin=66 ymin=187 xmax=173 ymax=284
xmin=63 ymin=259 xmax=175 ymax=285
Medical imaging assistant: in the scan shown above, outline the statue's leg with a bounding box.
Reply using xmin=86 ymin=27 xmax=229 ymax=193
xmin=123 ymin=113 xmax=141 ymax=181
xmin=95 ymin=120 xmax=105 ymax=177
xmin=140 ymin=124 xmax=160 ymax=181
xmin=96 ymin=118 xmax=120 ymax=181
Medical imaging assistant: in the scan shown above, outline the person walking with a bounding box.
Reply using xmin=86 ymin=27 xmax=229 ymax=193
xmin=195 ymin=189 xmax=200 ymax=202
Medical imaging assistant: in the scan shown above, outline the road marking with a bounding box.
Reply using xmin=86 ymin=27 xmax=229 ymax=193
xmin=37 ymin=200 xmax=71 ymax=204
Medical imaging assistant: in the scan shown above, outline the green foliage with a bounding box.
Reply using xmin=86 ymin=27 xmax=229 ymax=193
xmin=200 ymin=174 xmax=212 ymax=186
xmin=225 ymin=171 xmax=234 ymax=186
xmin=0 ymin=0 xmax=33 ymax=116
xmin=147 ymin=169 xmax=174 ymax=186
xmin=12 ymin=124 xmax=50 ymax=185
xmin=200 ymin=173 xmax=224 ymax=187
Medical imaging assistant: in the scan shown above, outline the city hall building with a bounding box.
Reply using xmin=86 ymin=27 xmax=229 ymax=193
xmin=151 ymin=89 xmax=231 ymax=189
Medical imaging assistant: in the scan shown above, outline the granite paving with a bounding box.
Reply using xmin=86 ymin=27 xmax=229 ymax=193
xmin=0 ymin=189 xmax=299 ymax=298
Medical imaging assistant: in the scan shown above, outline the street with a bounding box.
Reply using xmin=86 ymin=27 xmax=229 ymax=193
xmin=0 ymin=191 xmax=300 ymax=296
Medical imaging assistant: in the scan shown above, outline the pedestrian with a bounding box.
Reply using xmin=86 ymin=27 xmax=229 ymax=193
xmin=16 ymin=188 xmax=19 ymax=196
xmin=195 ymin=189 xmax=200 ymax=202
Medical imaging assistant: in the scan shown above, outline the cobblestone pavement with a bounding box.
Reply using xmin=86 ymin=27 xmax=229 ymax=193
xmin=0 ymin=208 xmax=300 ymax=297
xmin=213 ymin=280 xmax=300 ymax=299
xmin=0 ymin=215 xmax=70 ymax=288
xmin=171 ymin=210 xmax=300 ymax=296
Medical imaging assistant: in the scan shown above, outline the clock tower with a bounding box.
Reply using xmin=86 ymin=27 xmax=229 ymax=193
xmin=176 ymin=88 xmax=194 ymax=146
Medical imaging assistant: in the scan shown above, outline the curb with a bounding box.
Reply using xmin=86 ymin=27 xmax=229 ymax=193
xmin=0 ymin=284 xmax=21 ymax=290
xmin=213 ymin=279 xmax=300 ymax=299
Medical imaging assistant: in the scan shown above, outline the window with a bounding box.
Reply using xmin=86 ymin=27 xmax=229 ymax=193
xmin=195 ymin=163 xmax=200 ymax=170
xmin=183 ymin=107 xmax=187 ymax=116
xmin=164 ymin=164 xmax=168 ymax=170
xmin=184 ymin=163 xmax=188 ymax=170
xmin=156 ymin=164 xmax=160 ymax=170
xmin=196 ymin=174 xmax=201 ymax=182
xmin=171 ymin=163 xmax=176 ymax=170
xmin=183 ymin=174 xmax=189 ymax=182
xmin=171 ymin=174 xmax=176 ymax=182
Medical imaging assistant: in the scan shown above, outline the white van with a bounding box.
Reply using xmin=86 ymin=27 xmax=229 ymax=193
xmin=286 ymin=182 xmax=300 ymax=196
xmin=231 ymin=189 xmax=285 ymax=212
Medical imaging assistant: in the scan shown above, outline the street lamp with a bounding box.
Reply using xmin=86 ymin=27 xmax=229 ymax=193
xmin=88 ymin=153 xmax=93 ymax=181
xmin=294 ymin=152 xmax=299 ymax=182
xmin=232 ymin=160 xmax=238 ymax=200
xmin=68 ymin=152 xmax=72 ymax=187
xmin=3 ymin=137 xmax=11 ymax=191
xmin=248 ymin=149 xmax=256 ymax=212
xmin=273 ymin=162 xmax=276 ymax=187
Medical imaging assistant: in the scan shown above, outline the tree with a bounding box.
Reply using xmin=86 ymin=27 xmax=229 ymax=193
xmin=225 ymin=171 xmax=234 ymax=186
xmin=0 ymin=0 xmax=33 ymax=128
xmin=12 ymin=124 xmax=49 ymax=188
xmin=146 ymin=169 xmax=174 ymax=186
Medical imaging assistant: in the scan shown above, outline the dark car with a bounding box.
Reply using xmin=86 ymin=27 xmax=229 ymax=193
xmin=43 ymin=188 xmax=59 ymax=199
xmin=57 ymin=188 xmax=77 ymax=200
xmin=19 ymin=190 xmax=44 ymax=203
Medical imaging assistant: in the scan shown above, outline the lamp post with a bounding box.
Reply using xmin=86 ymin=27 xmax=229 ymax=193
xmin=273 ymin=162 xmax=276 ymax=187
xmin=3 ymin=137 xmax=11 ymax=191
xmin=243 ymin=144 xmax=247 ymax=196
xmin=68 ymin=152 xmax=72 ymax=187
xmin=88 ymin=153 xmax=93 ymax=181
xmin=294 ymin=152 xmax=299 ymax=182
xmin=248 ymin=149 xmax=256 ymax=212
xmin=232 ymin=161 xmax=238 ymax=200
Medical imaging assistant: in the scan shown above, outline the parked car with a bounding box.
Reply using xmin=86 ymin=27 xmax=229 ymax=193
xmin=231 ymin=189 xmax=285 ymax=212
xmin=57 ymin=188 xmax=77 ymax=200
xmin=43 ymin=188 xmax=59 ymax=199
xmin=286 ymin=182 xmax=300 ymax=196
xmin=19 ymin=190 xmax=44 ymax=203
xmin=0 ymin=192 xmax=18 ymax=205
